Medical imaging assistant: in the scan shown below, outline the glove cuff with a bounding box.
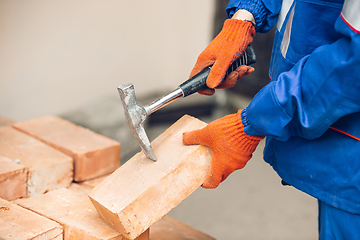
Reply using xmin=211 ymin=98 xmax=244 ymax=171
xmin=220 ymin=109 xmax=264 ymax=155
xmin=236 ymin=110 xmax=264 ymax=151
xmin=221 ymin=19 xmax=256 ymax=42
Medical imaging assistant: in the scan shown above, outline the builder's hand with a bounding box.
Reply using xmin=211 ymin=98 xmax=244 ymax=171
xmin=182 ymin=109 xmax=264 ymax=188
xmin=190 ymin=18 xmax=255 ymax=96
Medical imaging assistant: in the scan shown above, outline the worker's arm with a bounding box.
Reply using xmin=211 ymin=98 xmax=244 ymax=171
xmin=242 ymin=3 xmax=360 ymax=141
xmin=231 ymin=9 xmax=255 ymax=25
xmin=183 ymin=3 xmax=270 ymax=188
xmin=184 ymin=0 xmax=360 ymax=189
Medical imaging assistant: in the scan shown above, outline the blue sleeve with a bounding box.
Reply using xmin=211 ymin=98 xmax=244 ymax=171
xmin=242 ymin=16 xmax=360 ymax=140
xmin=226 ymin=0 xmax=282 ymax=32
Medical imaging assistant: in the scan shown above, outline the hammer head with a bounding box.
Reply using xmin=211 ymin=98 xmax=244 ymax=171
xmin=117 ymin=83 xmax=157 ymax=161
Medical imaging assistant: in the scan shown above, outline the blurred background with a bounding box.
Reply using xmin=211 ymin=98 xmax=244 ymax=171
xmin=0 ymin=0 xmax=215 ymax=120
xmin=0 ymin=1 xmax=318 ymax=239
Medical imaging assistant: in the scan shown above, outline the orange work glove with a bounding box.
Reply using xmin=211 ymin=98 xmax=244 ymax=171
xmin=190 ymin=19 xmax=256 ymax=96
xmin=182 ymin=109 xmax=264 ymax=189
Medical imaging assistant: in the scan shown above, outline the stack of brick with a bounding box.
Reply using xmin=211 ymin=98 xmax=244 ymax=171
xmin=0 ymin=115 xmax=120 ymax=199
xmin=12 ymin=115 xmax=121 ymax=182
xmin=0 ymin=124 xmax=72 ymax=199
xmin=0 ymin=115 xmax=215 ymax=239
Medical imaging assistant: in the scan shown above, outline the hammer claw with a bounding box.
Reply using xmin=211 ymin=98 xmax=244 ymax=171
xmin=136 ymin=127 xmax=157 ymax=161
xmin=118 ymin=83 xmax=157 ymax=161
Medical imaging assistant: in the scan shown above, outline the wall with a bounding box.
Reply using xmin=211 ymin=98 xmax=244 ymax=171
xmin=0 ymin=0 xmax=215 ymax=120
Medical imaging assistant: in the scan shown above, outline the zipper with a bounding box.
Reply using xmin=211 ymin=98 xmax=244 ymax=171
xmin=329 ymin=126 xmax=360 ymax=141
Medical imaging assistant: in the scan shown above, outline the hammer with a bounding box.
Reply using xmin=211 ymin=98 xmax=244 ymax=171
xmin=118 ymin=46 xmax=256 ymax=161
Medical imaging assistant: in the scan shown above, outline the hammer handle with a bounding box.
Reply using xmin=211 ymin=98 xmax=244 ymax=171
xmin=143 ymin=45 xmax=256 ymax=115
xmin=179 ymin=45 xmax=256 ymax=97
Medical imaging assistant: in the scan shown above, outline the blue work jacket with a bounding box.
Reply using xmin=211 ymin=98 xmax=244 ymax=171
xmin=227 ymin=0 xmax=360 ymax=214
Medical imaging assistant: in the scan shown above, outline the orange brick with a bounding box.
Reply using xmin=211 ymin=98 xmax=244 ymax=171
xmin=65 ymin=175 xmax=110 ymax=196
xmin=0 ymin=127 xmax=73 ymax=196
xmin=15 ymin=188 xmax=149 ymax=240
xmin=151 ymin=215 xmax=215 ymax=240
xmin=89 ymin=115 xmax=212 ymax=240
xmin=68 ymin=182 xmax=214 ymax=240
xmin=81 ymin=174 xmax=109 ymax=188
xmin=0 ymin=155 xmax=27 ymax=200
xmin=63 ymin=175 xmax=109 ymax=198
xmin=13 ymin=115 xmax=120 ymax=182
xmin=67 ymin=182 xmax=93 ymax=195
xmin=0 ymin=198 xmax=63 ymax=239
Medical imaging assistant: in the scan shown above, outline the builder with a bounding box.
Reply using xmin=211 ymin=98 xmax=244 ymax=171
xmin=183 ymin=0 xmax=360 ymax=239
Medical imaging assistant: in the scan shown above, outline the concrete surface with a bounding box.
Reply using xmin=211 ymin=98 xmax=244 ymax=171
xmin=62 ymin=91 xmax=319 ymax=240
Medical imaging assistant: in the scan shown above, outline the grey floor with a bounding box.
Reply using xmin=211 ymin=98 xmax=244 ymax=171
xmin=62 ymin=90 xmax=319 ymax=240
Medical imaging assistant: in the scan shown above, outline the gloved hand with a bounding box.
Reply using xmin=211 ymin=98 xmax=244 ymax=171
xmin=190 ymin=19 xmax=256 ymax=95
xmin=200 ymin=65 xmax=255 ymax=96
xmin=182 ymin=109 xmax=264 ymax=188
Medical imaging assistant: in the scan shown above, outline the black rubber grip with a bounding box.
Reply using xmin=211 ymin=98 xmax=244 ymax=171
xmin=179 ymin=45 xmax=256 ymax=97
